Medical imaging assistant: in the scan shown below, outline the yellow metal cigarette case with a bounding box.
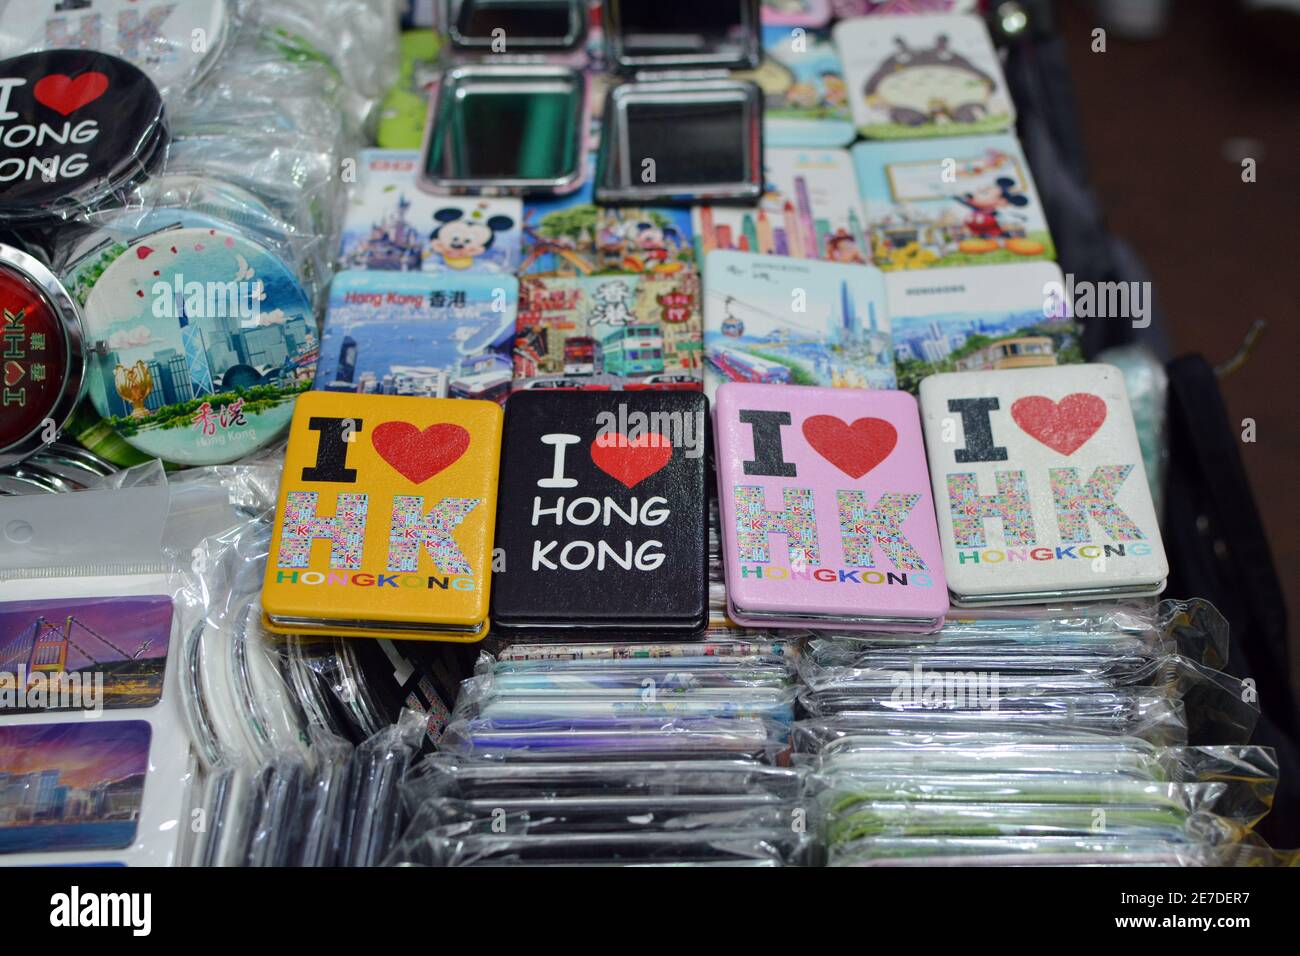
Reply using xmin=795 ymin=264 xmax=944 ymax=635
xmin=262 ymin=392 xmax=503 ymax=642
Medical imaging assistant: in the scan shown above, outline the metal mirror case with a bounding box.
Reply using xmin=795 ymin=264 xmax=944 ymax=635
xmin=595 ymin=79 xmax=764 ymax=205
xmin=602 ymin=0 xmax=762 ymax=72
xmin=445 ymin=0 xmax=588 ymax=54
xmin=0 ymin=244 xmax=86 ymax=469
xmin=420 ymin=64 xmax=588 ymax=196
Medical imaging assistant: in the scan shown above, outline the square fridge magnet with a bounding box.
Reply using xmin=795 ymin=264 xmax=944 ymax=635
xmin=854 ymin=134 xmax=1056 ymax=270
xmin=919 ymin=364 xmax=1168 ymax=606
xmin=340 ymin=149 xmax=523 ymax=273
xmin=702 ymin=250 xmax=895 ymax=400
xmin=714 ymin=382 xmax=947 ymax=632
xmin=694 ymin=147 xmax=869 ymax=265
xmin=492 ymin=390 xmax=710 ymax=636
xmin=263 ymin=391 xmax=504 ymax=641
xmin=316 ymin=271 xmax=517 ymax=404
xmin=886 ymin=261 xmax=1081 ymax=394
xmin=834 ymin=13 xmax=1013 ymax=140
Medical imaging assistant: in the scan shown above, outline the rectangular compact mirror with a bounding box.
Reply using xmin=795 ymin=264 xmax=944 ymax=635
xmin=446 ymin=0 xmax=588 ymax=53
xmin=421 ymin=65 xmax=587 ymax=196
xmin=595 ymin=80 xmax=764 ymax=205
xmin=602 ymin=0 xmax=761 ymax=72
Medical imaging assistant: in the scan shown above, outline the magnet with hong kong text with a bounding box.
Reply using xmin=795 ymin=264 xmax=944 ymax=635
xmin=918 ymin=364 xmax=1167 ymax=606
xmin=262 ymin=391 xmax=503 ymax=642
xmin=714 ymin=382 xmax=946 ymax=632
xmin=491 ymin=390 xmax=709 ymax=636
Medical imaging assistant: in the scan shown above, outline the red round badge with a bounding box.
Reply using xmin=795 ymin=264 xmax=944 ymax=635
xmin=0 ymin=248 xmax=83 ymax=464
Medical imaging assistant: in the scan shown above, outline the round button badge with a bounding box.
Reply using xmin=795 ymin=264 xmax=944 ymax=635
xmin=77 ymin=225 xmax=317 ymax=466
xmin=0 ymin=49 xmax=168 ymax=223
xmin=0 ymin=243 xmax=85 ymax=468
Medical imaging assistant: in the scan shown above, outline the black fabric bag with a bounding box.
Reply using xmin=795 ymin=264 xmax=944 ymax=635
xmin=1165 ymin=356 xmax=1299 ymax=847
xmin=1003 ymin=13 xmax=1298 ymax=846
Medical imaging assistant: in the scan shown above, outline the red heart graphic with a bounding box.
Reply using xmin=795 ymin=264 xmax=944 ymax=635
xmin=4 ymin=360 xmax=24 ymax=388
xmin=136 ymin=246 xmax=154 ymax=260
xmin=590 ymin=432 xmax=672 ymax=489
xmin=1011 ymin=393 xmax=1107 ymax=455
xmin=370 ymin=422 xmax=470 ymax=484
xmin=802 ymin=415 xmax=897 ymax=478
xmin=33 ymin=72 xmax=109 ymax=116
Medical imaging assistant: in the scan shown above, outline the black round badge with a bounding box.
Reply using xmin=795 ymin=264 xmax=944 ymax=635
xmin=0 ymin=49 xmax=167 ymax=223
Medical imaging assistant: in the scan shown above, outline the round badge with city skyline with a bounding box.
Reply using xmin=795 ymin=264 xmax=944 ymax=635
xmin=76 ymin=225 xmax=316 ymax=466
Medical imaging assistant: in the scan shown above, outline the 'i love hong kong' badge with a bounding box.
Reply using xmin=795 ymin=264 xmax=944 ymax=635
xmin=0 ymin=49 xmax=167 ymax=223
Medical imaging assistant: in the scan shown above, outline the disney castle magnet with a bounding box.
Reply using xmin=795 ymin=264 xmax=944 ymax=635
xmin=339 ymin=149 xmax=522 ymax=274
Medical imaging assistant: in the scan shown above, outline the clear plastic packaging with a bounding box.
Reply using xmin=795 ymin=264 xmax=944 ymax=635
xmin=397 ymin=827 xmax=805 ymax=866
xmin=340 ymin=709 xmax=425 ymax=866
xmin=455 ymin=673 xmax=799 ymax=723
xmin=236 ymin=0 xmax=403 ymax=130
xmin=187 ymin=760 xmax=260 ymax=867
xmin=439 ymin=715 xmax=792 ymax=762
xmin=389 ymin=751 xmax=812 ymax=866
xmin=188 ymin=727 xmax=355 ymax=867
xmin=0 ymin=487 xmax=205 ymax=866
xmin=1097 ymin=343 xmax=1169 ymax=518
xmin=488 ymin=637 xmax=801 ymax=664
xmin=402 ymin=757 xmax=805 ymax=807
xmin=159 ymin=135 xmax=343 ymax=304
xmin=793 ymin=694 xmax=1188 ymax=745
xmin=829 ymin=835 xmax=1223 ymax=868
xmin=245 ymin=750 xmax=312 ymax=866
xmin=797 ymin=597 xmax=1258 ymax=745
xmin=807 ymin=599 xmax=1228 ymax=668
xmin=297 ymin=732 xmax=356 ymax=866
xmin=184 ymin=518 xmax=309 ymax=766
